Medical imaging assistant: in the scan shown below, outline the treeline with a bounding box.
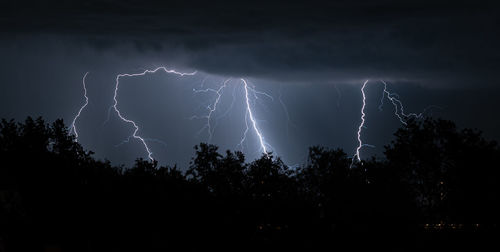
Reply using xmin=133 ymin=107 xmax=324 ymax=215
xmin=0 ymin=117 xmax=498 ymax=251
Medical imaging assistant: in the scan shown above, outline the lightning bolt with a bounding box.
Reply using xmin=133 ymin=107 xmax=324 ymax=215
xmin=215 ymin=82 xmax=238 ymax=123
xmin=379 ymin=80 xmax=422 ymax=125
xmin=73 ymin=68 xmax=279 ymax=163
xmin=191 ymin=77 xmax=274 ymax=156
xmin=352 ymin=79 xmax=439 ymax=166
xmin=70 ymin=72 xmax=89 ymax=142
xmin=241 ymin=78 xmax=271 ymax=156
xmin=111 ymin=67 xmax=196 ymax=161
xmin=351 ymin=80 xmax=370 ymax=166
xmin=191 ymin=78 xmax=231 ymax=142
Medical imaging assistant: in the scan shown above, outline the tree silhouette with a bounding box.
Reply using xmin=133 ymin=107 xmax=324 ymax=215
xmin=0 ymin=116 xmax=498 ymax=250
xmin=187 ymin=143 xmax=246 ymax=198
xmin=385 ymin=118 xmax=499 ymax=226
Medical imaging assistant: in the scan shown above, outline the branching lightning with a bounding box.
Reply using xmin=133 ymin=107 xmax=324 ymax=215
xmin=70 ymin=72 xmax=90 ymax=142
xmin=352 ymin=79 xmax=437 ymax=166
xmin=70 ymin=67 xmax=438 ymax=169
xmin=71 ymin=67 xmax=434 ymax=169
xmin=215 ymin=82 xmax=238 ymax=124
xmin=111 ymin=67 xmax=196 ymax=161
xmin=379 ymin=80 xmax=421 ymax=125
xmin=191 ymin=78 xmax=275 ymax=157
xmin=191 ymin=78 xmax=231 ymax=142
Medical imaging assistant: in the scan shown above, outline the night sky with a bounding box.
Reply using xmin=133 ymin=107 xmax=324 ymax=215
xmin=1 ymin=0 xmax=499 ymax=168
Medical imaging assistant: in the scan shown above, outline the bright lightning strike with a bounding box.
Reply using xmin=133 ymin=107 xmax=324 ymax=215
xmin=192 ymin=78 xmax=274 ymax=157
xmin=70 ymin=68 xmax=281 ymax=164
xmin=111 ymin=67 xmax=196 ymax=161
xmin=241 ymin=78 xmax=270 ymax=156
xmin=352 ymin=79 xmax=437 ymax=166
xmin=352 ymin=80 xmax=370 ymax=166
xmin=70 ymin=72 xmax=90 ymax=142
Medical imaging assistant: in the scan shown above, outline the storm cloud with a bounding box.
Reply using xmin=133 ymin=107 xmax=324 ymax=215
xmin=2 ymin=0 xmax=499 ymax=86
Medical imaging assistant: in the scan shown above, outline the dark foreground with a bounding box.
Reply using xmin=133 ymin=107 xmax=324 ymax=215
xmin=1 ymin=117 xmax=498 ymax=251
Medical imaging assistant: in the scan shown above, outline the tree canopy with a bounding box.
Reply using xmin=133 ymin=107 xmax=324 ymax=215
xmin=0 ymin=117 xmax=498 ymax=251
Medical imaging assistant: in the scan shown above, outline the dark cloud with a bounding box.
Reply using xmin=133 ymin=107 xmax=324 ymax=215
xmin=2 ymin=0 xmax=499 ymax=86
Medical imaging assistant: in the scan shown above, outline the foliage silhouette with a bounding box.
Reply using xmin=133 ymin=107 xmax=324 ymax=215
xmin=384 ymin=118 xmax=499 ymax=226
xmin=0 ymin=117 xmax=497 ymax=251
